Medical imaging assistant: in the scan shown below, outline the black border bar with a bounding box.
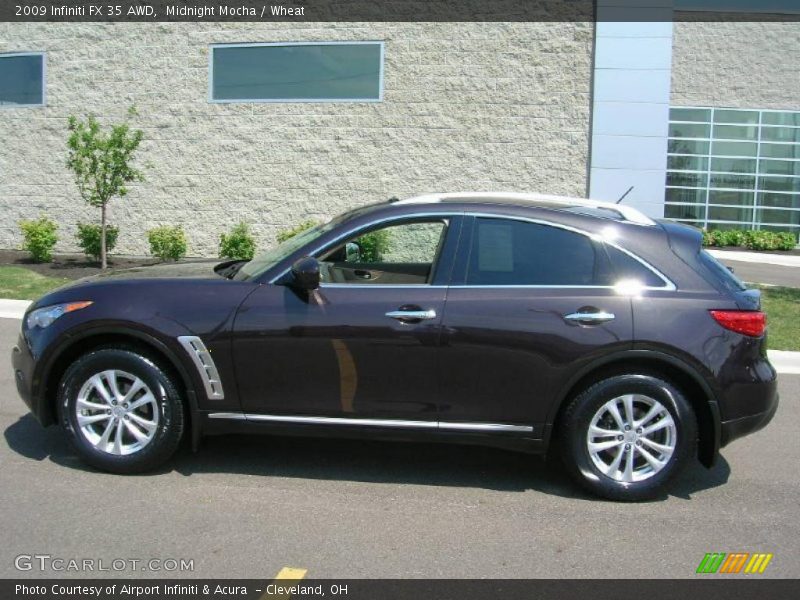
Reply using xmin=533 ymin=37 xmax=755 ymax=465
xmin=2 ymin=1 xmax=800 ymax=22
xmin=3 ymin=579 xmax=800 ymax=600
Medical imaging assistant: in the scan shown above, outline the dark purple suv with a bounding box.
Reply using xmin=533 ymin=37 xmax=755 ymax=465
xmin=11 ymin=193 xmax=778 ymax=500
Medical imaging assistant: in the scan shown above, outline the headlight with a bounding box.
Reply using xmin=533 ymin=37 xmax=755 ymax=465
xmin=26 ymin=301 xmax=93 ymax=330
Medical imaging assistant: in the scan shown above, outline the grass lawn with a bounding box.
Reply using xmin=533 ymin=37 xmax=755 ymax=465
xmin=760 ymin=286 xmax=800 ymax=352
xmin=0 ymin=266 xmax=70 ymax=301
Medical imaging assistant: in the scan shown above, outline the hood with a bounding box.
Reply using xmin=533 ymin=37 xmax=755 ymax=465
xmin=73 ymin=260 xmax=225 ymax=285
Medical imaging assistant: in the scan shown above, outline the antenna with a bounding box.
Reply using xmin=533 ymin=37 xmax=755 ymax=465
xmin=616 ymin=186 xmax=634 ymax=205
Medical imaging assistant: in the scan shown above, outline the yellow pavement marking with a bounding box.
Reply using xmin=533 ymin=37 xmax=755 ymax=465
xmin=275 ymin=567 xmax=309 ymax=580
xmin=259 ymin=567 xmax=308 ymax=600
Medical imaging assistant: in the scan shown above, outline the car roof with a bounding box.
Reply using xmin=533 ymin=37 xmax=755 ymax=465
xmin=392 ymin=192 xmax=656 ymax=226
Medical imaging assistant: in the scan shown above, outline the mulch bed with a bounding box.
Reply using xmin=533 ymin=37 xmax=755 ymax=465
xmin=0 ymin=250 xmax=161 ymax=280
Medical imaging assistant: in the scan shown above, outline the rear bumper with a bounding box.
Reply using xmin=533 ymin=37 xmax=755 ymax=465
xmin=720 ymin=391 xmax=779 ymax=447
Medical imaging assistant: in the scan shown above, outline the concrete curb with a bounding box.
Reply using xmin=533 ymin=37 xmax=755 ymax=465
xmin=708 ymin=249 xmax=800 ymax=268
xmin=0 ymin=299 xmax=31 ymax=320
xmin=1 ymin=298 xmax=799 ymax=374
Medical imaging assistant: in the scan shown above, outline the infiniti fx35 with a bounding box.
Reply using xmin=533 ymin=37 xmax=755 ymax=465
xmin=11 ymin=192 xmax=778 ymax=500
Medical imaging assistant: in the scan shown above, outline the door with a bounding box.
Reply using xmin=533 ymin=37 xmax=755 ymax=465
xmin=232 ymin=216 xmax=461 ymax=421
xmin=438 ymin=216 xmax=635 ymax=432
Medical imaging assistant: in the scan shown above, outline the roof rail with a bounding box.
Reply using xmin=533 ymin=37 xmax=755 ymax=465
xmin=395 ymin=192 xmax=656 ymax=226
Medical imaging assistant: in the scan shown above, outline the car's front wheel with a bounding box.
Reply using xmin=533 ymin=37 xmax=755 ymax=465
xmin=57 ymin=347 xmax=185 ymax=473
xmin=558 ymin=374 xmax=697 ymax=501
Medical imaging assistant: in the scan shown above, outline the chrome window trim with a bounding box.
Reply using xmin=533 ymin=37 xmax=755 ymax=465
xmin=268 ymin=209 xmax=676 ymax=291
xmin=177 ymin=335 xmax=225 ymax=400
xmin=208 ymin=41 xmax=385 ymax=104
xmin=207 ymin=412 xmax=533 ymax=433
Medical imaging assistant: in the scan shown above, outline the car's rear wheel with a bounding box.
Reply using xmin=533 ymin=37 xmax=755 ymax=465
xmin=57 ymin=348 xmax=185 ymax=473
xmin=558 ymin=374 xmax=696 ymax=501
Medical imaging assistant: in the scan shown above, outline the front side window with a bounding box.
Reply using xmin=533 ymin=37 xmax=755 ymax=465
xmin=319 ymin=220 xmax=447 ymax=285
xmin=466 ymin=218 xmax=600 ymax=286
xmin=210 ymin=42 xmax=383 ymax=103
xmin=0 ymin=53 xmax=45 ymax=107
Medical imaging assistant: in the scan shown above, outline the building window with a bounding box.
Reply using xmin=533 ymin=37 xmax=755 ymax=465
xmin=666 ymin=106 xmax=800 ymax=238
xmin=0 ymin=52 xmax=45 ymax=107
xmin=209 ymin=42 xmax=384 ymax=103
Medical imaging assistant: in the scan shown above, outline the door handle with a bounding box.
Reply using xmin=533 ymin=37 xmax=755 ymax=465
xmin=564 ymin=311 xmax=615 ymax=324
xmin=385 ymin=309 xmax=437 ymax=323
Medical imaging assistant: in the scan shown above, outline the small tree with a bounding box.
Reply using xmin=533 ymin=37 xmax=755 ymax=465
xmin=66 ymin=108 xmax=144 ymax=269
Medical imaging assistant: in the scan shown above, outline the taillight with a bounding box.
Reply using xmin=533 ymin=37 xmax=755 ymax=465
xmin=709 ymin=310 xmax=767 ymax=337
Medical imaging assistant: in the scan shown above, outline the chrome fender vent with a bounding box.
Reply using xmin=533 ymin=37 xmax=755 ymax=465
xmin=177 ymin=336 xmax=225 ymax=400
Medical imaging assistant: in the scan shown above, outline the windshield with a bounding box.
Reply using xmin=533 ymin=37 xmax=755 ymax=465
xmin=235 ymin=221 xmax=335 ymax=281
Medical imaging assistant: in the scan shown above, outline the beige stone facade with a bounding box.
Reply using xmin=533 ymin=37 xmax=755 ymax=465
xmin=671 ymin=19 xmax=800 ymax=111
xmin=0 ymin=22 xmax=593 ymax=257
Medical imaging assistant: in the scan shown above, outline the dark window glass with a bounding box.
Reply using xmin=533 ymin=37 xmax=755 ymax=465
xmin=761 ymin=176 xmax=800 ymax=193
xmin=714 ymin=125 xmax=758 ymax=141
xmin=699 ymin=250 xmax=747 ymax=292
xmin=761 ymin=128 xmax=800 ymax=143
xmin=670 ymin=108 xmax=710 ymax=122
xmin=713 ymin=110 xmax=758 ymax=125
xmin=762 ymin=112 xmax=800 ymax=127
xmin=711 ymin=157 xmax=756 ymax=173
xmin=667 ymin=171 xmax=707 ymax=187
xmin=666 ymin=203 xmax=706 ymax=221
xmin=759 ymin=159 xmax=800 ymax=176
xmin=604 ymin=246 xmax=666 ymax=288
xmin=668 ymin=139 xmax=709 ymax=155
xmin=761 ymin=143 xmax=800 ymax=160
xmin=710 ymin=173 xmax=756 ymax=190
xmin=666 ymin=188 xmax=706 ymax=204
xmin=668 ymin=155 xmax=708 ymax=171
xmin=711 ymin=140 xmax=757 ymax=157
xmin=668 ymin=123 xmax=710 ymax=139
xmin=466 ymin=219 xmax=599 ymax=286
xmin=758 ymin=192 xmax=800 ymax=209
xmin=0 ymin=54 xmax=44 ymax=106
xmin=211 ymin=43 xmax=382 ymax=102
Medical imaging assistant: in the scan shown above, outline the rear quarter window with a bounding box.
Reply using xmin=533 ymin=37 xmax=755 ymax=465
xmin=698 ymin=249 xmax=748 ymax=293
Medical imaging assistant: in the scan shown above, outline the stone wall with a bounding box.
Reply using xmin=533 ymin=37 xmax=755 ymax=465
xmin=672 ymin=19 xmax=800 ymax=111
xmin=0 ymin=22 xmax=593 ymax=257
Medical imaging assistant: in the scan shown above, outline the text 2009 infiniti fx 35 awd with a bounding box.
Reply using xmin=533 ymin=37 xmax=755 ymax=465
xmin=11 ymin=193 xmax=778 ymax=501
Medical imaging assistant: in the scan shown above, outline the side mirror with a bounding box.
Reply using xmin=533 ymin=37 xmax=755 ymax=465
xmin=345 ymin=242 xmax=361 ymax=262
xmin=290 ymin=256 xmax=320 ymax=291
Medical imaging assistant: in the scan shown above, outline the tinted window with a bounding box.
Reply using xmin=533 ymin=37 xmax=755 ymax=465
xmin=604 ymin=245 xmax=667 ymax=288
xmin=466 ymin=218 xmax=600 ymax=286
xmin=699 ymin=249 xmax=747 ymax=292
xmin=211 ymin=43 xmax=383 ymax=102
xmin=0 ymin=53 xmax=44 ymax=106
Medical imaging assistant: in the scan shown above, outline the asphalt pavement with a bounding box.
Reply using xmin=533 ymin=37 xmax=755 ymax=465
xmin=1 ymin=317 xmax=798 ymax=579
xmin=714 ymin=255 xmax=800 ymax=288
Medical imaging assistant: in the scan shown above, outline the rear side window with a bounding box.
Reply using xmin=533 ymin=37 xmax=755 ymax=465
xmin=604 ymin=245 xmax=668 ymax=288
xmin=466 ymin=218 xmax=600 ymax=286
xmin=698 ymin=249 xmax=747 ymax=292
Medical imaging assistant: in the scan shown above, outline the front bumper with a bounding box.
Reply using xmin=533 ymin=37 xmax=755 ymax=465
xmin=11 ymin=332 xmax=37 ymax=418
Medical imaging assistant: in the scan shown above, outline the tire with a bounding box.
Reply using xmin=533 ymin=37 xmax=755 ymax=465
xmin=57 ymin=347 xmax=185 ymax=474
xmin=558 ymin=374 xmax=697 ymax=501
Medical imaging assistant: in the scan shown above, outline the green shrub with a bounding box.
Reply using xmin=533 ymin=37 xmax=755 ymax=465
xmin=775 ymin=232 xmax=798 ymax=251
xmin=147 ymin=225 xmax=187 ymax=261
xmin=701 ymin=228 xmax=797 ymax=251
xmin=76 ymin=223 xmax=119 ymax=261
xmin=19 ymin=216 xmax=58 ymax=263
xmin=276 ymin=220 xmax=320 ymax=243
xmin=219 ymin=222 xmax=256 ymax=261
xmin=358 ymin=229 xmax=391 ymax=262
